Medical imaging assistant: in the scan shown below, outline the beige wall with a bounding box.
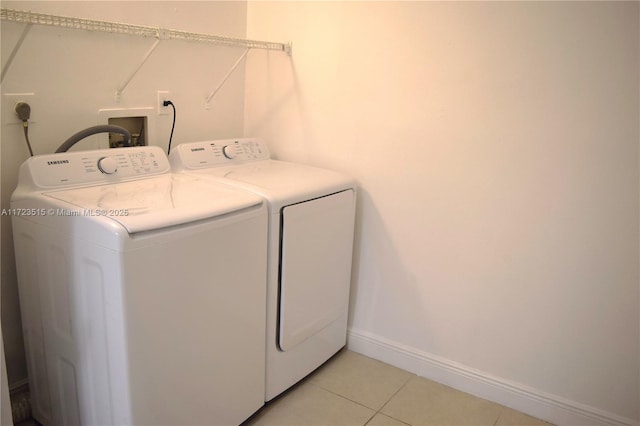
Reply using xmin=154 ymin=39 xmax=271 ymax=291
xmin=245 ymin=2 xmax=639 ymax=424
xmin=1 ymin=0 xmax=248 ymax=386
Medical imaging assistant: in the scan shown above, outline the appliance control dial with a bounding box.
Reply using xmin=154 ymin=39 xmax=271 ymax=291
xmin=222 ymin=144 xmax=238 ymax=159
xmin=97 ymin=156 xmax=118 ymax=174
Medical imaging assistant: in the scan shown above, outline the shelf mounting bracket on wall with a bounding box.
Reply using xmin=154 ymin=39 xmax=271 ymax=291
xmin=1 ymin=22 xmax=32 ymax=83
xmin=115 ymin=37 xmax=162 ymax=102
xmin=1 ymin=8 xmax=292 ymax=92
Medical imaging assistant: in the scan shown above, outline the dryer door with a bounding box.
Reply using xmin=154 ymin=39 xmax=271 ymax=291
xmin=278 ymin=190 xmax=355 ymax=351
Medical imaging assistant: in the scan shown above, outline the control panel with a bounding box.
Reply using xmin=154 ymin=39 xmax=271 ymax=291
xmin=169 ymin=138 xmax=270 ymax=170
xmin=22 ymin=146 xmax=170 ymax=189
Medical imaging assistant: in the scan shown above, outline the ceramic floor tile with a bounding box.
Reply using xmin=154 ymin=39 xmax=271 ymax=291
xmin=495 ymin=407 xmax=554 ymax=426
xmin=244 ymin=382 xmax=375 ymax=426
xmin=381 ymin=376 xmax=503 ymax=426
xmin=365 ymin=413 xmax=410 ymax=426
xmin=308 ymin=350 xmax=414 ymax=410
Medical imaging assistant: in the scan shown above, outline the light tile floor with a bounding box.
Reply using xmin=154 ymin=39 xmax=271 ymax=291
xmin=243 ymin=350 xmax=554 ymax=426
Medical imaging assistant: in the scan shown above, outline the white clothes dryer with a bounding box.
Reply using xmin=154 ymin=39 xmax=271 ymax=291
xmin=170 ymin=138 xmax=356 ymax=401
xmin=11 ymin=146 xmax=268 ymax=425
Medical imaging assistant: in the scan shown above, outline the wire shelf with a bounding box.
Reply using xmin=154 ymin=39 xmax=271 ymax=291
xmin=0 ymin=8 xmax=291 ymax=54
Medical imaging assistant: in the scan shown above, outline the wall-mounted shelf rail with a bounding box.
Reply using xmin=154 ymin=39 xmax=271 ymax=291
xmin=0 ymin=8 xmax=291 ymax=54
xmin=1 ymin=7 xmax=291 ymax=100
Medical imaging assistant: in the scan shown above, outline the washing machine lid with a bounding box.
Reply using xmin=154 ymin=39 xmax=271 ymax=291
xmin=195 ymin=160 xmax=355 ymax=210
xmin=44 ymin=174 xmax=262 ymax=233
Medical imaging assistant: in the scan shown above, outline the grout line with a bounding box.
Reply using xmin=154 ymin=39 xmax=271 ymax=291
xmin=372 ymin=373 xmax=417 ymax=425
xmin=307 ymin=372 xmax=415 ymax=426
xmin=306 ymin=351 xmax=419 ymax=425
xmin=303 ymin=383 xmax=385 ymax=426
xmin=307 ymin=366 xmax=417 ymax=414
xmin=376 ymin=412 xmax=413 ymax=426
xmin=307 ymin=382 xmax=376 ymax=412
xmin=377 ymin=373 xmax=416 ymax=413
xmin=362 ymin=411 xmax=377 ymax=426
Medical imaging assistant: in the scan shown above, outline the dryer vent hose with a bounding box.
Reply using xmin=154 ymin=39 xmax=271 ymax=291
xmin=55 ymin=125 xmax=131 ymax=153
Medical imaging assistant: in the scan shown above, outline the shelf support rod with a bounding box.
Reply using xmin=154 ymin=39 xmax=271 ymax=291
xmin=205 ymin=48 xmax=250 ymax=108
xmin=115 ymin=38 xmax=162 ymax=101
xmin=1 ymin=23 xmax=32 ymax=83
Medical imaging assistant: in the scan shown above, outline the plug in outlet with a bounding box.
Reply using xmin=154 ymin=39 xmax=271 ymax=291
xmin=3 ymin=93 xmax=37 ymax=125
xmin=157 ymin=91 xmax=172 ymax=115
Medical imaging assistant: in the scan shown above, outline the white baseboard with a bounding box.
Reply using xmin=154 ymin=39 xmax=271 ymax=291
xmin=347 ymin=328 xmax=637 ymax=426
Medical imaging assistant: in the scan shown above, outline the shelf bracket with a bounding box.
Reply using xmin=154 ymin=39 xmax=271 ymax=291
xmin=1 ymin=23 xmax=32 ymax=83
xmin=205 ymin=48 xmax=250 ymax=108
xmin=115 ymin=38 xmax=162 ymax=101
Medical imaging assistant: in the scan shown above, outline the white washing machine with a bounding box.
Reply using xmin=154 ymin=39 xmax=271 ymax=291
xmin=170 ymin=138 xmax=356 ymax=401
xmin=11 ymin=146 xmax=268 ymax=425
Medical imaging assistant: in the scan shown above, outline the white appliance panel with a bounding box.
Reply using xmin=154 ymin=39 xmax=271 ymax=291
xmin=169 ymin=139 xmax=269 ymax=169
xmin=170 ymin=138 xmax=357 ymax=401
xmin=12 ymin=232 xmax=53 ymax=423
xmin=12 ymin=207 xmax=267 ymax=426
xmin=20 ymin=147 xmax=169 ymax=190
xmin=124 ymin=210 xmax=267 ymax=425
xmin=278 ymin=190 xmax=356 ymax=351
xmin=12 ymin=146 xmax=269 ymax=425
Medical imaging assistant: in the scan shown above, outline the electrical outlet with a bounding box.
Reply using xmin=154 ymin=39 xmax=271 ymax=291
xmin=3 ymin=93 xmax=37 ymax=125
xmin=157 ymin=91 xmax=171 ymax=115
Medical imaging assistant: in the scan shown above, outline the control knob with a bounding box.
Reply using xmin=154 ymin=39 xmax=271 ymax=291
xmin=97 ymin=157 xmax=118 ymax=174
xmin=222 ymin=144 xmax=238 ymax=159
